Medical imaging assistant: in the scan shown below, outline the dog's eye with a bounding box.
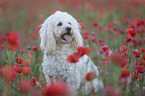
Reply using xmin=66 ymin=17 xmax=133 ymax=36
xmin=57 ymin=22 xmax=62 ymax=26
xmin=68 ymin=22 xmax=71 ymax=25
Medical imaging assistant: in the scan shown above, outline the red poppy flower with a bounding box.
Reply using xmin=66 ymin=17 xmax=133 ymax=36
xmin=91 ymin=32 xmax=97 ymax=36
xmin=77 ymin=19 xmax=85 ymax=29
xmin=133 ymin=60 xmax=145 ymax=68
xmin=80 ymin=23 xmax=85 ymax=29
xmin=25 ymin=59 xmax=30 ymax=67
xmin=119 ymin=68 xmax=131 ymax=84
xmin=139 ymin=60 xmax=145 ymax=66
xmin=83 ymin=30 xmax=89 ymax=36
xmin=14 ymin=64 xmax=23 ymax=73
xmin=121 ymin=52 xmax=128 ymax=58
xmin=126 ymin=28 xmax=137 ymax=40
xmin=106 ymin=23 xmax=114 ymax=31
xmin=0 ymin=66 xmax=17 ymax=83
xmin=51 ymin=10 xmax=59 ymax=14
xmin=92 ymin=22 xmax=99 ymax=27
xmin=133 ymin=40 xmax=142 ymax=48
xmin=83 ymin=34 xmax=90 ymax=39
xmin=100 ymin=45 xmax=112 ymax=57
xmin=77 ymin=19 xmax=81 ymax=23
xmin=6 ymin=32 xmax=21 ymax=50
xmin=100 ymin=46 xmax=108 ymax=53
xmin=32 ymin=45 xmax=40 ymax=51
xmin=29 ymin=77 xmax=37 ymax=86
xmin=133 ymin=49 xmax=141 ymax=58
xmin=22 ymin=67 xmax=31 ymax=75
xmin=19 ymin=81 xmax=32 ymax=92
xmin=132 ymin=71 xmax=142 ymax=80
xmin=124 ymin=36 xmax=131 ymax=45
xmin=85 ymin=72 xmax=96 ymax=82
xmin=7 ymin=32 xmax=20 ymax=44
xmin=110 ymin=53 xmax=128 ymax=67
xmin=134 ymin=18 xmax=144 ymax=27
xmin=77 ymin=46 xmax=90 ymax=56
xmin=142 ymin=54 xmax=145 ymax=60
xmin=41 ymin=80 xmax=70 ymax=96
xmin=96 ymin=39 xmax=104 ymax=44
xmin=140 ymin=48 xmax=145 ymax=53
xmin=119 ymin=46 xmax=128 ymax=54
xmin=137 ymin=65 xmax=145 ymax=73
xmin=16 ymin=57 xmax=24 ymax=64
xmin=0 ymin=45 xmax=3 ymax=51
xmin=120 ymin=68 xmax=131 ymax=78
xmin=67 ymin=46 xmax=90 ymax=63
xmin=67 ymin=53 xmax=80 ymax=63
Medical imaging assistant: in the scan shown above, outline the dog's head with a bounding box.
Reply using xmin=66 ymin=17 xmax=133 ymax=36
xmin=39 ymin=11 xmax=83 ymax=55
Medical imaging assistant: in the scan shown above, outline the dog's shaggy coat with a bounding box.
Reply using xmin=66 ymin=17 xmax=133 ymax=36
xmin=39 ymin=11 xmax=103 ymax=95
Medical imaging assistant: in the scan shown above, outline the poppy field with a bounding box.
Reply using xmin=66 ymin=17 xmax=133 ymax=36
xmin=0 ymin=0 xmax=145 ymax=96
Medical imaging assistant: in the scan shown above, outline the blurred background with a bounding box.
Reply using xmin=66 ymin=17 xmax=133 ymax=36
xmin=0 ymin=0 xmax=145 ymax=49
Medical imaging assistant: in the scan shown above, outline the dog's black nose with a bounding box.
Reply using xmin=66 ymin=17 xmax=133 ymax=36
xmin=65 ymin=27 xmax=71 ymax=32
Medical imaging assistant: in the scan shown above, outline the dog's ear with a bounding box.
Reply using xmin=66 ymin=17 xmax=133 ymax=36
xmin=73 ymin=22 xmax=83 ymax=47
xmin=39 ymin=17 xmax=56 ymax=55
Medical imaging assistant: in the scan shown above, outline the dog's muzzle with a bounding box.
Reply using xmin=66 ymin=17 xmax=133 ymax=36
xmin=61 ymin=27 xmax=73 ymax=42
xmin=65 ymin=27 xmax=71 ymax=33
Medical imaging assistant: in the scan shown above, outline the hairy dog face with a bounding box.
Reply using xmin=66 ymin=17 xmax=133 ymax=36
xmin=53 ymin=16 xmax=74 ymax=43
xmin=39 ymin=11 xmax=83 ymax=55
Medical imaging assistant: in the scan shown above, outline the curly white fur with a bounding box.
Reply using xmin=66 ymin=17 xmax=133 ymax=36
xmin=39 ymin=11 xmax=103 ymax=95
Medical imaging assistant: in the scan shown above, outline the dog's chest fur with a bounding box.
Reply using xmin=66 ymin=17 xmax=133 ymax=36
xmin=42 ymin=44 xmax=82 ymax=89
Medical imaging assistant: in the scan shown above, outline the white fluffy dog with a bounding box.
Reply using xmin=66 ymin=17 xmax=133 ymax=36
xmin=39 ymin=11 xmax=103 ymax=95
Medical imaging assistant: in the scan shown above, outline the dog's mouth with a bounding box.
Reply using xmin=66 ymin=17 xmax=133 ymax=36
xmin=61 ymin=33 xmax=72 ymax=42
